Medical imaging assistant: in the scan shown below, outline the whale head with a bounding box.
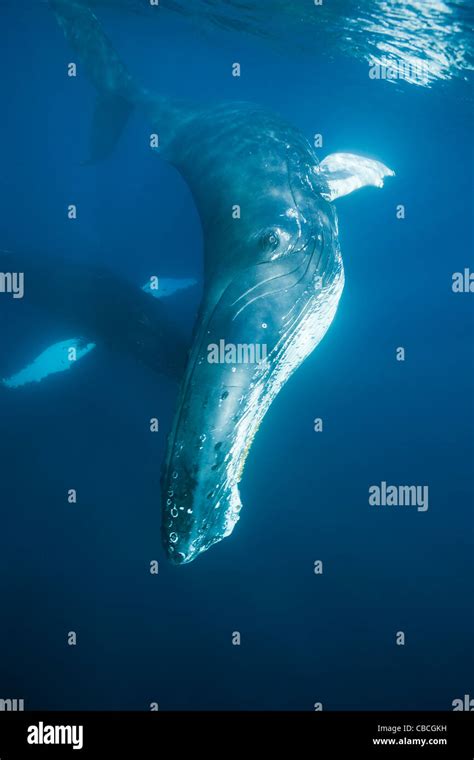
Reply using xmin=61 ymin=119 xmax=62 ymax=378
xmin=161 ymin=106 xmax=393 ymax=564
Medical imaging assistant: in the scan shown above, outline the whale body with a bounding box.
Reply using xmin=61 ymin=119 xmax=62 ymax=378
xmin=48 ymin=0 xmax=394 ymax=563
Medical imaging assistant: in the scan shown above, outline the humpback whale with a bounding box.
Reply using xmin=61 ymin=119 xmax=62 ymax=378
xmin=0 ymin=250 xmax=197 ymax=387
xmin=44 ymin=0 xmax=394 ymax=563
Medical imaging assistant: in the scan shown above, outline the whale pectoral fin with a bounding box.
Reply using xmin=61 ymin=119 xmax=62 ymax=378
xmin=317 ymin=153 xmax=395 ymax=201
xmin=141 ymin=277 xmax=198 ymax=299
xmin=2 ymin=338 xmax=96 ymax=390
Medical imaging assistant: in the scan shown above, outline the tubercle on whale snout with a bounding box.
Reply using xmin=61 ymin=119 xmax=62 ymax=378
xmin=160 ymin=370 xmax=255 ymax=565
xmin=162 ymin=482 xmax=243 ymax=566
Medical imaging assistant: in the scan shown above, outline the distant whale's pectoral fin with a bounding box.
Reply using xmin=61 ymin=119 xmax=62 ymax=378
xmin=317 ymin=153 xmax=395 ymax=201
xmin=2 ymin=338 xmax=96 ymax=390
xmin=141 ymin=277 xmax=198 ymax=299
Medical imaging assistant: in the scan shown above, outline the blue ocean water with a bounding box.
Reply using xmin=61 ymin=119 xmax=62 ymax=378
xmin=0 ymin=1 xmax=472 ymax=710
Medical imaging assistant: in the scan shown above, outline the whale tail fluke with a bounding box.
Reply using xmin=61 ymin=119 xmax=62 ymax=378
xmin=49 ymin=0 xmax=141 ymax=162
xmin=49 ymin=0 xmax=197 ymax=160
xmin=82 ymin=92 xmax=135 ymax=164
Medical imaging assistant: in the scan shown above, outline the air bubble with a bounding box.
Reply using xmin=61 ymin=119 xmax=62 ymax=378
xmin=170 ymin=532 xmax=178 ymax=543
xmin=172 ymin=471 xmax=178 ymax=479
xmin=171 ymin=507 xmax=178 ymax=517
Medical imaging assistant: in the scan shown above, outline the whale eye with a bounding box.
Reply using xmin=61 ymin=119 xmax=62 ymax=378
xmin=260 ymin=229 xmax=280 ymax=252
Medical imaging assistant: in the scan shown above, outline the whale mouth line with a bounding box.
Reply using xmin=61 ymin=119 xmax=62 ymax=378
xmin=230 ymin=235 xmax=320 ymax=321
